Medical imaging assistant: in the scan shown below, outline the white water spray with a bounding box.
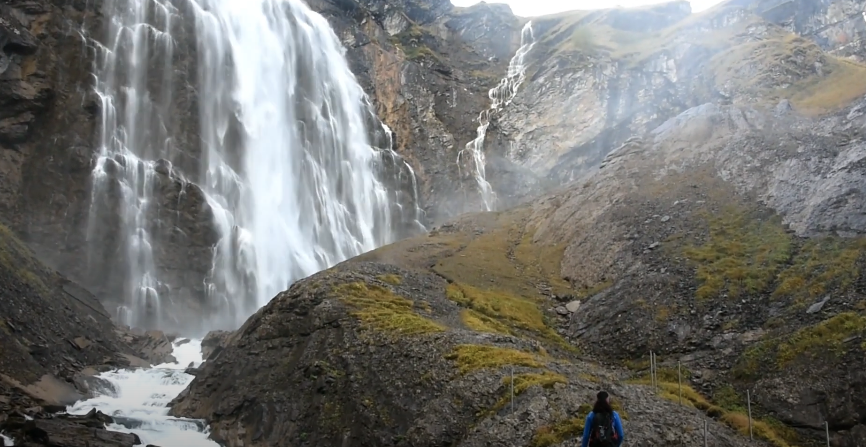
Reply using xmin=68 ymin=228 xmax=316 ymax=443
xmin=85 ymin=0 xmax=424 ymax=331
xmin=190 ymin=0 xmax=423 ymax=327
xmin=67 ymin=340 xmax=217 ymax=446
xmin=458 ymin=21 xmax=535 ymax=211
xmin=0 ymin=432 xmax=12 ymax=446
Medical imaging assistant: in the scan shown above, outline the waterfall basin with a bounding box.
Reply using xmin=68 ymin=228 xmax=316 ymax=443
xmin=66 ymin=340 xmax=218 ymax=447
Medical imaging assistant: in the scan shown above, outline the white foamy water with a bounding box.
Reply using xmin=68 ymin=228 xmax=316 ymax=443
xmin=458 ymin=21 xmax=536 ymax=211
xmin=0 ymin=432 xmax=13 ymax=446
xmin=84 ymin=0 xmax=424 ymax=333
xmin=67 ymin=340 xmax=218 ymax=446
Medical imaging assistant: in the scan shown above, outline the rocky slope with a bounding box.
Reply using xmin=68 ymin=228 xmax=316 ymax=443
xmin=0 ymin=221 xmax=171 ymax=446
xmin=170 ymin=261 xmax=772 ymax=447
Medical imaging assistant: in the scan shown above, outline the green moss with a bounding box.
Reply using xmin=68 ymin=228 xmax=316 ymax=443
xmin=334 ymin=282 xmax=445 ymax=336
xmin=432 ymin=210 xmax=571 ymax=300
xmin=712 ymin=385 xmax=746 ymax=412
xmin=530 ymin=404 xmax=591 ymax=447
xmin=376 ymin=274 xmax=402 ymax=285
xmin=774 ymin=237 xmax=866 ymax=302
xmin=459 ymin=309 xmax=512 ymax=335
xmin=682 ymin=209 xmax=791 ymax=301
xmin=446 ymin=283 xmax=566 ymax=346
xmin=445 ymin=344 xmax=542 ymax=375
xmin=488 ymin=371 xmax=567 ymax=414
xmin=776 ymin=312 xmax=866 ymax=366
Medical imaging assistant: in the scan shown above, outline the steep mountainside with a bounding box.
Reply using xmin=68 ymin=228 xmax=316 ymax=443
xmin=487 ymin=0 xmax=866 ymax=197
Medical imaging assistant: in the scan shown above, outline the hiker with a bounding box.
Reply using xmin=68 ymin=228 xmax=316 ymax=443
xmin=580 ymin=390 xmax=625 ymax=447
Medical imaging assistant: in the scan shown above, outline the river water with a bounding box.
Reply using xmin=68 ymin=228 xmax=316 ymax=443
xmin=66 ymin=340 xmax=218 ymax=446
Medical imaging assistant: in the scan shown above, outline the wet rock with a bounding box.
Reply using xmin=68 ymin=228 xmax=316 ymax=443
xmin=124 ymin=330 xmax=176 ymax=365
xmin=200 ymin=330 xmax=232 ymax=360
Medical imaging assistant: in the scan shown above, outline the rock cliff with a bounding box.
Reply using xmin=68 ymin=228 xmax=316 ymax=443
xmin=488 ymin=0 xmax=866 ymax=196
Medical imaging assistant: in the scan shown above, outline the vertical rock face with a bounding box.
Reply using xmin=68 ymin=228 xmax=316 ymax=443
xmin=486 ymin=0 xmax=866 ymax=200
xmin=753 ymin=0 xmax=866 ymax=60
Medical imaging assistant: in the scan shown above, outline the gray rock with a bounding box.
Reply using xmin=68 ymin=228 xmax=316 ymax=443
xmin=806 ymin=295 xmax=831 ymax=314
xmin=566 ymin=300 xmax=581 ymax=313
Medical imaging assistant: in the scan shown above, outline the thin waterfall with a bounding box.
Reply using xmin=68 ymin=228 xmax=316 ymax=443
xmin=458 ymin=21 xmax=535 ymax=211
xmin=85 ymin=0 xmax=425 ymax=332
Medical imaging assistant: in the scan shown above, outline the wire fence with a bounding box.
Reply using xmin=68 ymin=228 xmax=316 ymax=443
xmin=501 ymin=354 xmax=834 ymax=446
xmin=647 ymin=351 xmax=833 ymax=447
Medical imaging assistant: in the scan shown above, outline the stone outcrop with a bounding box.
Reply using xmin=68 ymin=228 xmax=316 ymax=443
xmin=752 ymin=0 xmax=866 ymax=61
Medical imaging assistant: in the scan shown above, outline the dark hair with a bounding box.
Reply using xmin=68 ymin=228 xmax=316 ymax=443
xmin=593 ymin=390 xmax=613 ymax=413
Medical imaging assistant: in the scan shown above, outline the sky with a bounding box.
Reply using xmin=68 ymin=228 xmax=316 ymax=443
xmin=450 ymin=0 xmax=727 ymax=17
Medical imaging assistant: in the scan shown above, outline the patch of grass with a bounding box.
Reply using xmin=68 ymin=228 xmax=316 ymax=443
xmin=720 ymin=412 xmax=799 ymax=447
xmin=376 ymin=274 xmax=402 ymax=285
xmin=578 ymin=372 xmax=601 ymax=383
xmin=489 ymin=371 xmax=568 ymax=413
xmin=460 ymin=309 xmax=512 ymax=335
xmin=505 ymin=371 xmax=568 ymax=395
xmin=712 ymin=385 xmax=746 ymax=412
xmin=789 ymin=58 xmax=866 ymax=114
xmin=737 ymin=312 xmax=866 ymax=377
xmin=334 ymin=282 xmax=445 ymax=336
xmin=682 ymin=209 xmax=792 ymax=301
xmin=432 ymin=210 xmax=571 ymax=300
xmin=530 ymin=403 xmax=591 ymax=447
xmin=776 ymin=312 xmax=866 ymax=366
xmin=774 ymin=237 xmax=866 ymax=302
xmin=636 ymin=377 xmax=797 ymax=446
xmin=445 ymin=344 xmax=542 ymax=375
xmin=446 ymin=283 xmax=565 ymax=345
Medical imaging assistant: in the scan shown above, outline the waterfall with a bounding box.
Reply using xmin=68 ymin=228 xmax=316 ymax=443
xmin=458 ymin=21 xmax=535 ymax=211
xmin=85 ymin=0 xmax=179 ymax=330
xmin=85 ymin=0 xmax=424 ymax=332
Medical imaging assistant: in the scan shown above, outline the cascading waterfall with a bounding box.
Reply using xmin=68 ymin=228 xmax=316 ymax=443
xmin=85 ymin=0 xmax=178 ymax=330
xmin=458 ymin=21 xmax=535 ymax=211
xmin=67 ymin=340 xmax=218 ymax=446
xmin=190 ymin=0 xmax=424 ymax=327
xmin=84 ymin=0 xmax=424 ymax=331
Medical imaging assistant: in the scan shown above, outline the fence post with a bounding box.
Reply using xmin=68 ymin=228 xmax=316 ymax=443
xmin=650 ymin=351 xmax=656 ymax=388
xmin=704 ymin=420 xmax=708 ymax=447
xmin=510 ymin=367 xmax=514 ymax=415
xmin=825 ymin=421 xmax=830 ymax=447
xmin=677 ymin=361 xmax=683 ymax=406
xmin=747 ymin=389 xmax=753 ymax=441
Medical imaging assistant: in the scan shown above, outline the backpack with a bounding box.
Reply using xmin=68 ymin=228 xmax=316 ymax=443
xmin=589 ymin=411 xmax=619 ymax=447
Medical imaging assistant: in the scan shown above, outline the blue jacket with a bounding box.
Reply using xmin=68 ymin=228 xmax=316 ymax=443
xmin=580 ymin=410 xmax=625 ymax=447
